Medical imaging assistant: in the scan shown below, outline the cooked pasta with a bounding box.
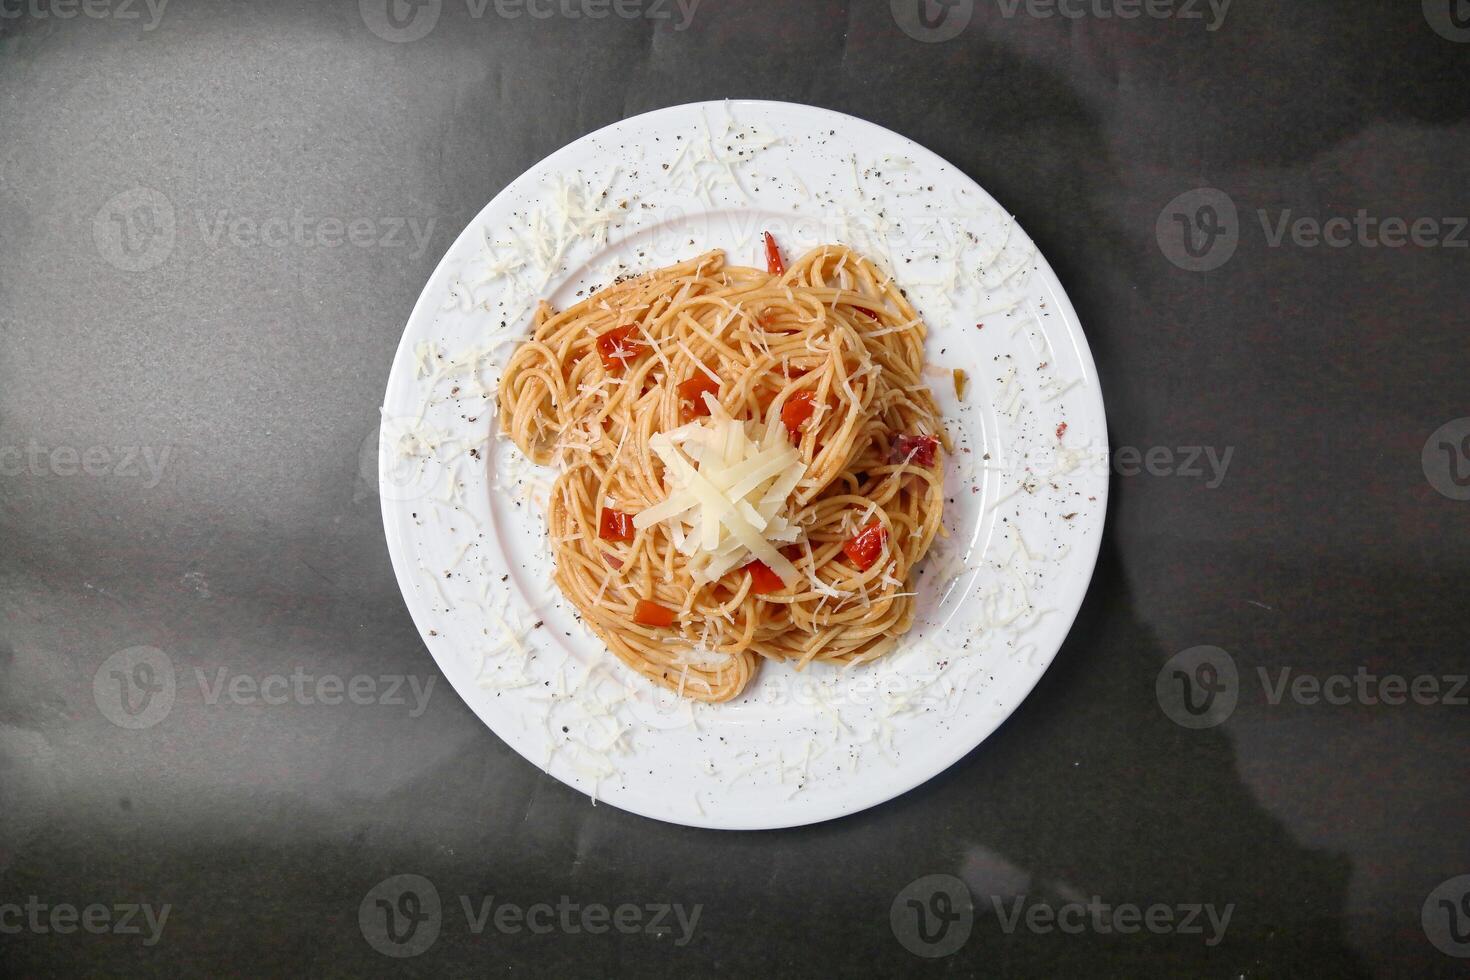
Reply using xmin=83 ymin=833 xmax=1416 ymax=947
xmin=497 ymin=239 xmax=947 ymax=702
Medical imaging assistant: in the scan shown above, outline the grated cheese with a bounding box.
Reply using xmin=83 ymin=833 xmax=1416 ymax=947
xmin=633 ymin=407 xmax=805 ymax=584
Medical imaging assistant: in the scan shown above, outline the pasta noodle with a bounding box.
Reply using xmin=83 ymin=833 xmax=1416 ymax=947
xmin=498 ymin=241 xmax=947 ymax=702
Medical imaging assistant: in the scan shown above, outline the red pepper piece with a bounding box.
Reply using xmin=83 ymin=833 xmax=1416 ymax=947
xmin=842 ymin=519 xmax=887 ymax=571
xmin=763 ymin=231 xmax=785 ymax=276
xmin=599 ymin=507 xmax=634 ymax=542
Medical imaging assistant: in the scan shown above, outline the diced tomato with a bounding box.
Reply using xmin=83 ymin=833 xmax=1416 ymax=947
xmin=763 ymin=231 xmax=785 ymax=276
xmin=842 ymin=519 xmax=887 ymax=571
xmin=779 ymin=544 xmax=805 ymax=561
xmin=744 ymin=560 xmax=786 ymax=594
xmin=854 ymin=306 xmax=880 ymax=321
xmin=599 ymin=507 xmax=634 ymax=542
xmin=596 ymin=325 xmax=646 ymax=372
xmin=781 ymin=391 xmax=816 ymax=440
xmin=890 ymin=434 xmax=940 ymax=467
xmin=677 ymin=372 xmax=720 ymax=420
xmin=633 ymin=599 xmax=675 ymax=628
xmin=602 ymin=551 xmax=624 ymax=570
xmin=1056 ymin=421 xmax=1068 ymax=440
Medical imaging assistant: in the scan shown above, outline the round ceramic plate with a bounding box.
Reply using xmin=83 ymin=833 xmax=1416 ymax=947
xmin=379 ymin=100 xmax=1107 ymax=830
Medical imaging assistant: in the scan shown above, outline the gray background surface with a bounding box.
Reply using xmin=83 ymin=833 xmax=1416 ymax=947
xmin=1 ymin=0 xmax=1467 ymax=975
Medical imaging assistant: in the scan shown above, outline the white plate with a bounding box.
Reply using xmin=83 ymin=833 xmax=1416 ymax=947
xmin=379 ymin=100 xmax=1107 ymax=830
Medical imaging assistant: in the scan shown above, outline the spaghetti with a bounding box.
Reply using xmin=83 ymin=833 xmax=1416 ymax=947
xmin=498 ymin=240 xmax=947 ymax=702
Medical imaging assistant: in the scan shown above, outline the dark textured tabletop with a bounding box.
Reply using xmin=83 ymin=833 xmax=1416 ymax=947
xmin=2 ymin=1 xmax=1467 ymax=976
